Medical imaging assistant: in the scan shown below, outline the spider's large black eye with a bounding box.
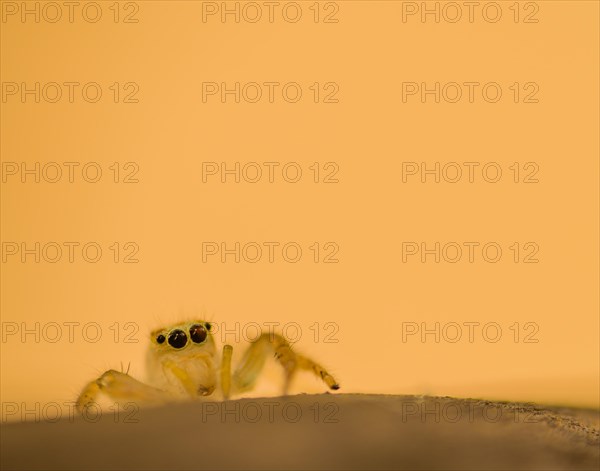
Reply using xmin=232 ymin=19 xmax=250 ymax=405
xmin=190 ymin=324 xmax=207 ymax=344
xmin=156 ymin=334 xmax=165 ymax=344
xmin=168 ymin=329 xmax=187 ymax=349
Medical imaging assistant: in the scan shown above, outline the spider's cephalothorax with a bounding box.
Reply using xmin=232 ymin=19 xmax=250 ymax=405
xmin=147 ymin=322 xmax=218 ymax=398
xmin=76 ymin=320 xmax=339 ymax=412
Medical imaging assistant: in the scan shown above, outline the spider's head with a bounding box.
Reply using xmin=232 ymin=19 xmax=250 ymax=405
xmin=150 ymin=321 xmax=215 ymax=353
xmin=147 ymin=320 xmax=218 ymax=396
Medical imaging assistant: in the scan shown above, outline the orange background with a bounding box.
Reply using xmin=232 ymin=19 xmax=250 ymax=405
xmin=1 ymin=0 xmax=598 ymax=414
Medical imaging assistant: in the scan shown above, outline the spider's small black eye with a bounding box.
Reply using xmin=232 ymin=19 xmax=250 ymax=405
xmin=205 ymin=322 xmax=212 ymax=331
xmin=168 ymin=329 xmax=187 ymax=349
xmin=190 ymin=324 xmax=207 ymax=344
xmin=156 ymin=334 xmax=165 ymax=344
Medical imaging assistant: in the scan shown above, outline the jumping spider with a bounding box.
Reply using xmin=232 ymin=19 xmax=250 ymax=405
xmin=76 ymin=320 xmax=340 ymax=412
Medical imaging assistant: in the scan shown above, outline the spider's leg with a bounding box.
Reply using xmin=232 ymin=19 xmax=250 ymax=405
xmin=220 ymin=344 xmax=233 ymax=399
xmin=232 ymin=333 xmax=339 ymax=395
xmin=76 ymin=370 xmax=170 ymax=413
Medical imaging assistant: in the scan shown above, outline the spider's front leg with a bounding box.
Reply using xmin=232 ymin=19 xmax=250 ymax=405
xmin=76 ymin=370 xmax=171 ymax=413
xmin=220 ymin=344 xmax=233 ymax=399
xmin=231 ymin=333 xmax=340 ymax=395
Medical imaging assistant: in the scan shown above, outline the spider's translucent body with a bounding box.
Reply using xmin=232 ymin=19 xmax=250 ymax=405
xmin=76 ymin=320 xmax=339 ymax=411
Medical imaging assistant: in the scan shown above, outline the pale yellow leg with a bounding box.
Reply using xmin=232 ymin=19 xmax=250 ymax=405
xmin=220 ymin=344 xmax=233 ymax=399
xmin=76 ymin=370 xmax=170 ymax=413
xmin=232 ymin=333 xmax=339 ymax=395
